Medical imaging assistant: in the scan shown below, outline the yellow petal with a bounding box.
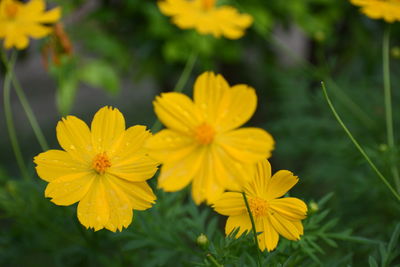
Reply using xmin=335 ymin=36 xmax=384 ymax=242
xmin=45 ymin=172 xmax=95 ymax=206
xmin=109 ymin=125 xmax=151 ymax=159
xmin=56 ymin=115 xmax=92 ymax=163
xmin=225 ymin=214 xmax=251 ymax=238
xmin=269 ymin=211 xmax=302 ymax=241
xmin=145 ymin=129 xmax=197 ymax=163
xmin=193 ymin=72 xmax=230 ymax=123
xmin=153 ymin=92 xmax=202 ymax=134
xmin=212 ymin=192 xmax=246 ymax=216
xmin=107 ymin=175 xmax=156 ymax=211
xmin=266 ymin=170 xmax=299 ymax=200
xmin=214 ymin=7 xmax=253 ymax=40
xmin=217 ymin=127 xmax=275 ymax=163
xmin=108 ymin=154 xmax=158 ymax=182
xmin=103 ymin=178 xmax=133 ymax=232
xmin=36 ymin=7 xmax=61 ymax=23
xmin=215 ymin=84 xmax=257 ymax=132
xmin=91 ymin=106 xmax=125 ymax=153
xmin=245 ymin=159 xmax=272 ymax=197
xmin=34 ymin=150 xmax=89 ymax=182
xmin=270 ymin=197 xmax=308 ymax=221
xmin=259 ymin=216 xmax=279 ymax=252
xmin=77 ymin=178 xmax=110 ymax=231
xmin=158 ymin=146 xmax=206 ymax=192
xmin=24 ymin=24 xmax=52 ymax=38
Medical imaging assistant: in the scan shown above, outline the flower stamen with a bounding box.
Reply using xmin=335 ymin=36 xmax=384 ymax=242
xmin=201 ymin=0 xmax=215 ymax=10
xmin=92 ymin=152 xmax=111 ymax=174
xmin=5 ymin=2 xmax=19 ymax=18
xmin=249 ymin=197 xmax=269 ymax=217
xmin=194 ymin=123 xmax=215 ymax=145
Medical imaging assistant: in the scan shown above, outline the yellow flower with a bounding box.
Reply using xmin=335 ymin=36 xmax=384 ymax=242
xmin=213 ymin=159 xmax=307 ymax=252
xmin=34 ymin=107 xmax=158 ymax=232
xmin=158 ymin=0 xmax=253 ymax=39
xmin=350 ymin=0 xmax=400 ymax=22
xmin=0 ymin=0 xmax=61 ymax=49
xmin=146 ymin=72 xmax=275 ymax=204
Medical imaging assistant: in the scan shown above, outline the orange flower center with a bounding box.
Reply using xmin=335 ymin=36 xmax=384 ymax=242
xmin=249 ymin=197 xmax=269 ymax=217
xmin=5 ymin=2 xmax=19 ymax=19
xmin=194 ymin=123 xmax=215 ymax=145
xmin=201 ymin=0 xmax=215 ymax=10
xmin=92 ymin=152 xmax=111 ymax=174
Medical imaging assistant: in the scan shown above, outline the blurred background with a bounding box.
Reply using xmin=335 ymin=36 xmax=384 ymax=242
xmin=1 ymin=0 xmax=400 ymax=266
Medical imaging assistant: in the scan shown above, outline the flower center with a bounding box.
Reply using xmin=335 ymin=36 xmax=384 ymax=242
xmin=249 ymin=197 xmax=269 ymax=217
xmin=4 ymin=2 xmax=19 ymax=19
xmin=201 ymin=0 xmax=215 ymax=10
xmin=92 ymin=152 xmax=111 ymax=174
xmin=194 ymin=123 xmax=215 ymax=145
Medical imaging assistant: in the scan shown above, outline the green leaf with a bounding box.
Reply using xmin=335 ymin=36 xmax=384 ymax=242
xmin=79 ymin=60 xmax=120 ymax=95
xmin=369 ymin=256 xmax=379 ymax=267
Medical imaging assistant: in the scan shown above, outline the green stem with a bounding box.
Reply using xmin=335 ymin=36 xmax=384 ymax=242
xmin=321 ymin=82 xmax=400 ymax=202
xmin=206 ymin=253 xmax=224 ymax=267
xmin=3 ymin=51 xmax=29 ymax=180
xmin=382 ymin=26 xmax=400 ymax=192
xmin=150 ymin=50 xmax=198 ymax=133
xmin=0 ymin=51 xmax=49 ymax=151
xmin=242 ymin=192 xmax=262 ymax=267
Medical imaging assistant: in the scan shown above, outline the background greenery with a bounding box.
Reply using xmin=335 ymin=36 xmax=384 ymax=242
xmin=1 ymin=0 xmax=400 ymax=266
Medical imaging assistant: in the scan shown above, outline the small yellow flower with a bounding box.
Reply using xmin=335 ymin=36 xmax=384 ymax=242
xmin=213 ymin=159 xmax=307 ymax=252
xmin=34 ymin=107 xmax=158 ymax=232
xmin=146 ymin=72 xmax=275 ymax=204
xmin=350 ymin=0 xmax=400 ymax=22
xmin=0 ymin=0 xmax=61 ymax=49
xmin=158 ymin=0 xmax=253 ymax=39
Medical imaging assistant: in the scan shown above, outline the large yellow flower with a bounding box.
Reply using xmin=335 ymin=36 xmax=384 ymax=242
xmin=146 ymin=72 xmax=274 ymax=205
xmin=213 ymin=159 xmax=307 ymax=252
xmin=350 ymin=0 xmax=400 ymax=22
xmin=158 ymin=0 xmax=253 ymax=39
xmin=34 ymin=107 xmax=158 ymax=232
xmin=0 ymin=0 xmax=61 ymax=49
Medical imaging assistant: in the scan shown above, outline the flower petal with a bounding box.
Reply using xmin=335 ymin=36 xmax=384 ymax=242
xmin=217 ymin=127 xmax=275 ymax=163
xmin=193 ymin=72 xmax=230 ymax=124
xmin=215 ymin=84 xmax=257 ymax=132
xmin=212 ymin=192 xmax=246 ymax=216
xmin=45 ymin=172 xmax=95 ymax=206
xmin=259 ymin=216 xmax=279 ymax=252
xmin=77 ymin=178 xmax=110 ymax=231
xmin=34 ymin=150 xmax=89 ymax=182
xmin=269 ymin=197 xmax=307 ymax=221
xmin=145 ymin=129 xmax=197 ymax=163
xmin=268 ymin=211 xmax=302 ymax=241
xmin=158 ymin=146 xmax=206 ymax=192
xmin=108 ymin=125 xmax=151 ymax=159
xmin=153 ymin=92 xmax=203 ymax=134
xmin=103 ymin=178 xmax=133 ymax=232
xmin=108 ymin=154 xmax=158 ymax=182
xmin=225 ymin=214 xmax=251 ymax=238
xmin=107 ymin=175 xmax=156 ymax=211
xmin=56 ymin=115 xmax=92 ymax=162
xmin=91 ymin=106 xmax=125 ymax=153
xmin=266 ymin=170 xmax=299 ymax=200
xmin=245 ymin=159 xmax=272 ymax=197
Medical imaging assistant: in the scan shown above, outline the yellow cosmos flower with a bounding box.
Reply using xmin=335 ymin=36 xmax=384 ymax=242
xmin=213 ymin=159 xmax=307 ymax=252
xmin=146 ymin=72 xmax=275 ymax=205
xmin=158 ymin=0 xmax=253 ymax=39
xmin=350 ymin=0 xmax=400 ymax=22
xmin=34 ymin=107 xmax=158 ymax=232
xmin=0 ymin=0 xmax=61 ymax=49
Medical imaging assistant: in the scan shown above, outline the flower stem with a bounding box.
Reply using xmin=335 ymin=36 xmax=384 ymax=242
xmin=3 ymin=51 xmax=29 ymax=180
xmin=242 ymin=192 xmax=262 ymax=267
xmin=150 ymin=50 xmax=198 ymax=133
xmin=382 ymin=25 xmax=400 ymax=192
xmin=0 ymin=51 xmax=49 ymax=151
xmin=206 ymin=253 xmax=224 ymax=267
xmin=321 ymin=82 xmax=400 ymax=202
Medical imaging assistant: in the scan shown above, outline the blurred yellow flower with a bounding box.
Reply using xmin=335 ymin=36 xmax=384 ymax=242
xmin=146 ymin=72 xmax=274 ymax=204
xmin=34 ymin=107 xmax=158 ymax=232
xmin=213 ymin=159 xmax=307 ymax=252
xmin=0 ymin=0 xmax=61 ymax=49
xmin=158 ymin=0 xmax=253 ymax=39
xmin=350 ymin=0 xmax=400 ymax=22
